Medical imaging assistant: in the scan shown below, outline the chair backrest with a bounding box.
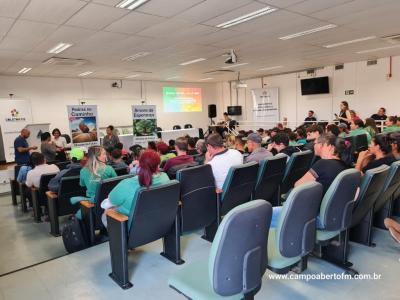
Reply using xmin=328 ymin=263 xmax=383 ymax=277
xmin=220 ymin=162 xmax=259 ymax=215
xmin=93 ymin=174 xmax=134 ymax=229
xmin=209 ymin=200 xmax=272 ymax=296
xmin=351 ymin=165 xmax=390 ymax=227
xmin=374 ymin=161 xmax=400 ymax=212
xmin=184 ymin=124 xmax=193 ymax=129
xmin=61 ymin=134 xmax=71 ymax=144
xmin=276 ymin=182 xmax=323 ymax=258
xmin=166 ymin=161 xmax=199 ymax=179
xmin=319 ymin=169 xmax=361 ymax=231
xmin=128 ymin=181 xmax=180 ymax=248
xmin=38 ymin=173 xmax=58 ymax=202
xmin=280 ymin=150 xmax=314 ymax=194
xmin=176 ymin=165 xmax=216 ymax=233
xmin=57 ymin=176 xmax=86 ymax=216
xmin=353 ymin=134 xmax=369 ymax=152
xmin=173 ymin=125 xmax=181 ymax=130
xmin=253 ymin=155 xmax=287 ymax=205
xmin=114 ymin=167 xmax=128 ymax=176
xmin=55 ymin=161 xmax=70 ymax=170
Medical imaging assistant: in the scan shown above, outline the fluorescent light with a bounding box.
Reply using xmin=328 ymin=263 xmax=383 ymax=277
xmin=166 ymin=76 xmax=179 ymax=80
xmin=279 ymin=24 xmax=337 ymax=40
xmin=179 ymin=58 xmax=206 ymax=66
xmin=47 ymin=42 xmax=73 ymax=54
xmin=324 ymin=36 xmax=376 ymax=48
xmin=116 ymin=0 xmax=150 ymax=10
xmin=258 ymin=65 xmax=283 ymax=71
xmin=200 ymin=78 xmax=213 ymax=81
xmin=216 ymin=6 xmax=277 ymax=29
xmin=18 ymin=67 xmax=32 ymax=74
xmin=356 ymin=44 xmax=400 ymax=54
xmin=126 ymin=74 xmax=141 ymax=78
xmin=222 ymin=63 xmax=249 ymax=69
xmin=78 ymin=71 xmax=93 ymax=77
xmin=122 ymin=52 xmax=151 ymax=61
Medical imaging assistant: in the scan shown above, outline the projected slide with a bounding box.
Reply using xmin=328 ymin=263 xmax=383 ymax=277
xmin=163 ymin=87 xmax=202 ymax=112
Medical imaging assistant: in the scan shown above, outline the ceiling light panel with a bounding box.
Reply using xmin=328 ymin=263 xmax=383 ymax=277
xmin=216 ymin=6 xmax=277 ymax=29
xmin=18 ymin=67 xmax=32 ymax=74
xmin=78 ymin=71 xmax=93 ymax=76
xmin=116 ymin=0 xmax=150 ymax=10
xmin=258 ymin=65 xmax=283 ymax=71
xmin=279 ymin=24 xmax=337 ymax=40
xmin=179 ymin=58 xmax=206 ymax=66
xmin=356 ymin=44 xmax=400 ymax=54
xmin=47 ymin=42 xmax=73 ymax=54
xmin=323 ymin=36 xmax=376 ymax=48
xmin=222 ymin=63 xmax=249 ymax=69
xmin=122 ymin=52 xmax=151 ymax=61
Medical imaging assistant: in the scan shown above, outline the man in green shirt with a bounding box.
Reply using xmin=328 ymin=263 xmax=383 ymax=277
xmin=348 ymin=119 xmax=372 ymax=144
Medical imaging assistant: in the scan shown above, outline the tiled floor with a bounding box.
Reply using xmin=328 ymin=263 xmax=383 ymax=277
xmin=0 ymin=192 xmax=399 ymax=299
xmin=0 ymin=195 xmax=67 ymax=275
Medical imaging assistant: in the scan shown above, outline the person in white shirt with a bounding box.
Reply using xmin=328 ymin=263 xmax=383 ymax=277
xmin=25 ymin=152 xmax=60 ymax=188
xmin=205 ymin=133 xmax=243 ymax=190
xmin=51 ymin=128 xmax=68 ymax=149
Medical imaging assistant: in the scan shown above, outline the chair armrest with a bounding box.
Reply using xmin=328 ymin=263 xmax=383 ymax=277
xmin=106 ymin=209 xmax=128 ymax=222
xmin=46 ymin=191 xmax=58 ymax=200
xmin=80 ymin=200 xmax=94 ymax=208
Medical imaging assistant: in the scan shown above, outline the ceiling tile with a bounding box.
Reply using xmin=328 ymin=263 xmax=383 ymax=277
xmin=7 ymin=20 xmax=58 ymax=40
xmin=104 ymin=11 xmax=166 ymax=35
xmin=20 ymin=0 xmax=88 ymax=25
xmin=256 ymin=0 xmax=304 ymax=8
xmin=0 ymin=0 xmax=30 ymax=18
xmin=136 ymin=0 xmax=205 ymax=18
xmin=286 ymin=0 xmax=353 ymax=15
xmin=136 ymin=18 xmax=195 ymax=38
xmin=0 ymin=17 xmax=14 ymax=37
xmin=65 ymin=3 xmax=129 ymax=30
xmin=92 ymin=0 xmax=121 ymax=6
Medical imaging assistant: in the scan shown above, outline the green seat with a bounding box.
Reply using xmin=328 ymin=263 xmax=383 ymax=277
xmin=169 ymin=200 xmax=272 ymax=300
xmin=267 ymin=182 xmax=323 ymax=274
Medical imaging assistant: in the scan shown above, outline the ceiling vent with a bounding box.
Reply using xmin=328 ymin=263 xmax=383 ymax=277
xmin=335 ymin=64 xmax=344 ymax=70
xmin=306 ymin=69 xmax=315 ymax=75
xmin=42 ymin=57 xmax=88 ymax=66
xmin=382 ymin=34 xmax=400 ymax=44
xmin=367 ymin=59 xmax=378 ymax=66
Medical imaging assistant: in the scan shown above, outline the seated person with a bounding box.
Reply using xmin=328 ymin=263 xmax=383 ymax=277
xmin=108 ymin=148 xmax=128 ymax=169
xmin=17 ymin=156 xmax=34 ymax=183
xmin=162 ymin=137 xmax=194 ymax=172
xmin=383 ymin=116 xmax=400 ymax=133
xmin=244 ymin=133 xmax=272 ymax=163
xmin=270 ymin=134 xmax=351 ymax=228
xmin=347 ymin=119 xmax=372 ymax=144
xmin=114 ymin=142 xmax=129 ymax=158
xmin=187 ymin=137 xmax=198 ymax=155
xmin=355 ymin=134 xmax=397 ymax=174
xmin=267 ymin=132 xmax=299 ymax=161
xmin=128 ymin=145 xmax=144 ymax=175
xmin=48 ymin=148 xmax=84 ymax=192
xmin=364 ymin=118 xmax=378 ymax=138
xmin=147 ymin=141 xmax=157 ymax=151
xmin=71 ymin=146 xmax=117 ymax=219
xmin=326 ymin=124 xmax=340 ymax=137
xmin=102 ymin=150 xmax=170 ymax=225
xmin=168 ymin=139 xmax=175 ymax=151
xmin=389 ymin=132 xmax=400 ymax=160
xmin=296 ymin=128 xmax=308 ymax=144
xmin=338 ymin=123 xmax=349 ymax=137
xmin=25 ymin=152 xmax=60 ymax=188
xmin=384 ymin=218 xmax=400 ymax=243
xmin=157 ymin=142 xmax=176 ymax=163
xmin=40 ymin=132 xmax=60 ymax=163
xmin=304 ymin=110 xmax=317 ymax=126
xmin=303 ymin=124 xmax=323 ymax=151
xmin=205 ymin=133 xmax=243 ymax=190
xmin=371 ymin=107 xmax=387 ymax=122
xmin=288 ymin=132 xmax=299 ymax=146
xmin=234 ymin=135 xmax=246 ymax=154
xmin=194 ymin=139 xmax=207 ymax=165
xmin=350 ymin=110 xmax=361 ymax=121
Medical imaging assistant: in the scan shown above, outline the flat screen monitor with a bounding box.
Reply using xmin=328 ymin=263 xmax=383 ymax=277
xmin=300 ymin=76 xmax=329 ymax=95
xmin=227 ymin=106 xmax=242 ymax=116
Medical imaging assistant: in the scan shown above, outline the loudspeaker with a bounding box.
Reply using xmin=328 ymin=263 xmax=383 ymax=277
xmin=208 ymin=104 xmax=217 ymax=118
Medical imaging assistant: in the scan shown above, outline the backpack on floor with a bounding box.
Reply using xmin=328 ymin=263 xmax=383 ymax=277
xmin=62 ymin=217 xmax=88 ymax=253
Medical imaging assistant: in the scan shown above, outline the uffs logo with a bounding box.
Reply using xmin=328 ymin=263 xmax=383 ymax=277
xmin=5 ymin=108 xmax=26 ymax=122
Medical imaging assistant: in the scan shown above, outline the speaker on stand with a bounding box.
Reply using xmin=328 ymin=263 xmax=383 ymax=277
xmin=207 ymin=104 xmax=217 ymax=135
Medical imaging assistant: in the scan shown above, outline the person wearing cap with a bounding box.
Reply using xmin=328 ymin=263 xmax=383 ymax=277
xmin=205 ymin=133 xmax=243 ymax=189
xmin=245 ymin=133 xmax=272 ymax=163
xmin=338 ymin=123 xmax=349 ymax=138
xmin=47 ymin=148 xmax=85 ymax=192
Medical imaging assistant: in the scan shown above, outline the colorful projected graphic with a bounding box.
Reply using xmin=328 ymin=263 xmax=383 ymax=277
xmin=163 ymin=87 xmax=202 ymax=112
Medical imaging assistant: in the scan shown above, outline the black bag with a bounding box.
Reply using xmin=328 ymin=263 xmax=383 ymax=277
xmin=62 ymin=217 xmax=88 ymax=253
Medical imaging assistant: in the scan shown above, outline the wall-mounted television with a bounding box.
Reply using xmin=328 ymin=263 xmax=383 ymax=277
xmin=227 ymin=106 xmax=242 ymax=116
xmin=300 ymin=76 xmax=330 ymax=95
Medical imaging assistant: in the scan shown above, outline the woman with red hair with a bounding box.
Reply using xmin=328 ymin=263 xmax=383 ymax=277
xmin=103 ymin=150 xmax=170 ymax=219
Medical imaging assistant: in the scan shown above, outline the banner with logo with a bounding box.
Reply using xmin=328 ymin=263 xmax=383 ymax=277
xmin=0 ymin=99 xmax=33 ymax=162
xmin=132 ymin=105 xmax=157 ymax=147
xmin=67 ymin=105 xmax=99 ymax=147
xmin=251 ymin=88 xmax=279 ymax=122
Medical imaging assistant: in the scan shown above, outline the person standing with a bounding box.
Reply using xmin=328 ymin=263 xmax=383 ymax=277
xmin=14 ymin=128 xmax=37 ymax=165
xmin=102 ymin=125 xmax=120 ymax=150
xmin=335 ymin=101 xmax=352 ymax=128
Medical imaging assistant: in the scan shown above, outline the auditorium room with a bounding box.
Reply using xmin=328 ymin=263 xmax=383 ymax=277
xmin=1 ymin=0 xmax=400 ymax=299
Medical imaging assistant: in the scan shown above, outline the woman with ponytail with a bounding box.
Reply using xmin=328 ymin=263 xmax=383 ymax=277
xmin=105 ymin=150 xmax=170 ymax=218
xmin=71 ymin=146 xmax=117 ymax=218
xmin=295 ymin=133 xmax=351 ymax=195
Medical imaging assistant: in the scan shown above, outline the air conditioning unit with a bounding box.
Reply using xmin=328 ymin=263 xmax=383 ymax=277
xmin=42 ymin=57 xmax=88 ymax=66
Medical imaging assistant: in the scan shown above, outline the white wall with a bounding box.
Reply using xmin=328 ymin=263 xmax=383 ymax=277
xmin=223 ymin=55 xmax=400 ymax=127
xmin=0 ymin=76 xmax=220 ymax=135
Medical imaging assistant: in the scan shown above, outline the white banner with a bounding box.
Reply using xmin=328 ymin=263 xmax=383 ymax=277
xmin=0 ymin=99 xmax=33 ymax=162
xmin=67 ymin=105 xmax=99 ymax=147
xmin=132 ymin=105 xmax=157 ymax=147
xmin=251 ymin=88 xmax=279 ymax=122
